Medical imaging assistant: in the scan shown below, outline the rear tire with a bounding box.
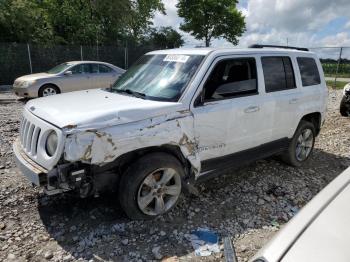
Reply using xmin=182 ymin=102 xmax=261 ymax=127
xmin=281 ymin=120 xmax=315 ymax=167
xmin=340 ymin=96 xmax=349 ymax=117
xmin=118 ymin=153 xmax=184 ymax=220
xmin=38 ymin=84 xmax=60 ymax=97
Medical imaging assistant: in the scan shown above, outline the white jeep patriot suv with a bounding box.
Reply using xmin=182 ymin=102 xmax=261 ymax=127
xmin=14 ymin=45 xmax=328 ymax=219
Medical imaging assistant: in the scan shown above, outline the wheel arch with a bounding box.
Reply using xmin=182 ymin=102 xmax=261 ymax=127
xmin=300 ymin=112 xmax=322 ymax=136
xmin=38 ymin=83 xmax=61 ymax=96
xmin=99 ymin=144 xmax=193 ymax=180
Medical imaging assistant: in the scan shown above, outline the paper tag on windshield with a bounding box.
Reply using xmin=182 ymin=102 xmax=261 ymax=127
xmin=163 ymin=54 xmax=190 ymax=63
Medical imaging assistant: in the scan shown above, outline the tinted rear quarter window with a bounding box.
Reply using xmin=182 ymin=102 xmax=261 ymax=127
xmin=261 ymin=56 xmax=296 ymax=92
xmin=297 ymin=57 xmax=321 ymax=86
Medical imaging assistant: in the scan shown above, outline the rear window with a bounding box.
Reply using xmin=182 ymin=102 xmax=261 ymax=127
xmin=297 ymin=57 xmax=321 ymax=86
xmin=262 ymin=56 xmax=296 ymax=92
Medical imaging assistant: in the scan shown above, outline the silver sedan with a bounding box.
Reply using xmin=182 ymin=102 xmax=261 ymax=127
xmin=13 ymin=61 xmax=125 ymax=97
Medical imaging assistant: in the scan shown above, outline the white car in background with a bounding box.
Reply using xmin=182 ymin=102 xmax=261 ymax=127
xmin=252 ymin=166 xmax=350 ymax=262
xmin=13 ymin=61 xmax=125 ymax=97
xmin=340 ymin=82 xmax=350 ymax=116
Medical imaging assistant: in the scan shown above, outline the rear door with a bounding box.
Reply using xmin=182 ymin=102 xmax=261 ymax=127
xmin=98 ymin=64 xmax=119 ymax=88
xmin=260 ymin=55 xmax=302 ymax=140
xmin=89 ymin=64 xmax=101 ymax=89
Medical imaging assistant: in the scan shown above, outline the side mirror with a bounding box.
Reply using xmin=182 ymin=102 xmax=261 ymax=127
xmin=64 ymin=70 xmax=72 ymax=76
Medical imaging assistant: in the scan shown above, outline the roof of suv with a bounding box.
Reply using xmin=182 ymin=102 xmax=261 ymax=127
xmin=148 ymin=47 xmax=313 ymax=56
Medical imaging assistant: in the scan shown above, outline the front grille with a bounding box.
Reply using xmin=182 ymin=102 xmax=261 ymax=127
xmin=20 ymin=116 xmax=41 ymax=157
xmin=18 ymin=108 xmax=63 ymax=170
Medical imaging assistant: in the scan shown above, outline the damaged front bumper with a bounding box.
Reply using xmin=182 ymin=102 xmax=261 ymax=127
xmin=13 ymin=139 xmax=110 ymax=196
xmin=13 ymin=139 xmax=48 ymax=186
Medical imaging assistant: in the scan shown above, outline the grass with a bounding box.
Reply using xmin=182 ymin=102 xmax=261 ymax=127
xmin=325 ymin=73 xmax=350 ymax=78
xmin=326 ymin=80 xmax=348 ymax=89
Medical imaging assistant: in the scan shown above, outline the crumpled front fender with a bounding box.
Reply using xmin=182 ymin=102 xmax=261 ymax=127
xmin=64 ymin=112 xmax=201 ymax=175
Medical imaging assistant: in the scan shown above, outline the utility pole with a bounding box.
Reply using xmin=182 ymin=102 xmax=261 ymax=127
xmin=80 ymin=45 xmax=83 ymax=61
xmin=27 ymin=43 xmax=33 ymax=74
xmin=334 ymin=47 xmax=343 ymax=89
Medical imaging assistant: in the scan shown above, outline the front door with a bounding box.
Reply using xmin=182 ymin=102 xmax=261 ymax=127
xmin=191 ymin=55 xmax=272 ymax=172
xmin=59 ymin=64 xmax=92 ymax=92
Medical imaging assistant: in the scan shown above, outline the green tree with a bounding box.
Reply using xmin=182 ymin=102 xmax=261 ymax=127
xmin=124 ymin=0 xmax=165 ymax=41
xmin=0 ymin=0 xmax=165 ymax=45
xmin=148 ymin=27 xmax=184 ymax=48
xmin=177 ymin=0 xmax=245 ymax=47
xmin=0 ymin=0 xmax=53 ymax=43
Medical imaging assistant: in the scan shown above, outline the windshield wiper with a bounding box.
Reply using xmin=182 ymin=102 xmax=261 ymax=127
xmin=114 ymin=89 xmax=146 ymax=99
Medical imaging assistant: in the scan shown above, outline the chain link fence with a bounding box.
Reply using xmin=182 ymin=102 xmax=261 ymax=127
xmin=0 ymin=42 xmax=157 ymax=85
xmin=1 ymin=43 xmax=350 ymax=87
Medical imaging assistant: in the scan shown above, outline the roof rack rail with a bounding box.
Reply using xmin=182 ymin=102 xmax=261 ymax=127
xmin=249 ymin=44 xmax=309 ymax=52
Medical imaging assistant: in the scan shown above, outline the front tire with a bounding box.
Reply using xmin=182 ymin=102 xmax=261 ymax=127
xmin=38 ymin=84 xmax=60 ymax=97
xmin=281 ymin=120 xmax=315 ymax=167
xmin=118 ymin=153 xmax=184 ymax=220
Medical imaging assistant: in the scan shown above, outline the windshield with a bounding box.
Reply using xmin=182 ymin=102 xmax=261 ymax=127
xmin=47 ymin=63 xmax=72 ymax=74
xmin=110 ymin=54 xmax=204 ymax=101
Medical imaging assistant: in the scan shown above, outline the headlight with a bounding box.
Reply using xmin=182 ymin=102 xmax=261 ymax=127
xmin=21 ymin=80 xmax=36 ymax=88
xmin=46 ymin=131 xmax=58 ymax=156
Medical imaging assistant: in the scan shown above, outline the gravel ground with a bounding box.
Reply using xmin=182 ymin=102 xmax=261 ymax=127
xmin=0 ymin=89 xmax=349 ymax=262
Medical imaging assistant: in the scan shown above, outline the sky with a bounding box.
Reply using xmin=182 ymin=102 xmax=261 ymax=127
xmin=152 ymin=0 xmax=350 ymax=58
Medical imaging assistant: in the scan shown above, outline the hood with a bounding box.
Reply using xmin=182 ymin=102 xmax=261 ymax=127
xmin=16 ymin=73 xmax=55 ymax=81
xmin=25 ymin=89 xmax=183 ymax=129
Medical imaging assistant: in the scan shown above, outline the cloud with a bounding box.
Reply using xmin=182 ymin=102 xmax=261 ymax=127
xmin=245 ymin=0 xmax=350 ymax=33
xmin=152 ymin=0 xmax=203 ymax=46
xmin=345 ymin=20 xmax=350 ymax=29
xmin=152 ymin=0 xmax=350 ymax=53
xmin=238 ymin=0 xmax=350 ymax=48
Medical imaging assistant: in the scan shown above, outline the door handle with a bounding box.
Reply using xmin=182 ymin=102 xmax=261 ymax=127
xmin=289 ymin=98 xmax=299 ymax=104
xmin=244 ymin=106 xmax=260 ymax=113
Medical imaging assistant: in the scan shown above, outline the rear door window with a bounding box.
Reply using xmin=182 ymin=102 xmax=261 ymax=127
xmin=90 ymin=64 xmax=99 ymax=74
xmin=70 ymin=64 xmax=90 ymax=74
xmin=297 ymin=57 xmax=321 ymax=86
xmin=262 ymin=56 xmax=296 ymax=92
xmin=99 ymin=64 xmax=113 ymax=73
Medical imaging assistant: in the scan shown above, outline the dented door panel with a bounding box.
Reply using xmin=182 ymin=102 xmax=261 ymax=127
xmin=192 ymin=99 xmax=232 ymax=161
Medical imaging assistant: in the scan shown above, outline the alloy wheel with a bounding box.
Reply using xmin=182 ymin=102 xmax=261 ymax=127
xmin=42 ymin=87 xmax=57 ymax=96
xmin=137 ymin=168 xmax=181 ymax=216
xmin=295 ymin=128 xmax=314 ymax=161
